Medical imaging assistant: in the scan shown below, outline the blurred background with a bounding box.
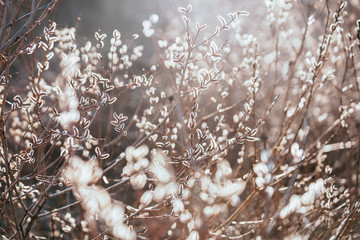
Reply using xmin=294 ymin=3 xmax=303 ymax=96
xmin=54 ymin=0 xmax=261 ymax=39
xmin=53 ymin=0 xmax=360 ymax=56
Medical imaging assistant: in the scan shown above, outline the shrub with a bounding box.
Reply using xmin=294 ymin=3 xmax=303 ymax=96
xmin=1 ymin=0 xmax=360 ymax=239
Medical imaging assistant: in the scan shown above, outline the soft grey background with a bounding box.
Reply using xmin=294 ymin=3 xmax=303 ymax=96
xmin=55 ymin=0 xmax=259 ymax=38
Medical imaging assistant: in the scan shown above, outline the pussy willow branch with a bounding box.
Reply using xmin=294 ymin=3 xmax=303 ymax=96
xmin=339 ymin=31 xmax=350 ymax=107
xmin=175 ymin=114 xmax=267 ymax=182
xmin=212 ymin=189 xmax=259 ymax=233
xmin=39 ymin=102 xmax=177 ymax=218
xmin=278 ymin=17 xmax=309 ymax=137
xmin=22 ymin=159 xmax=66 ymax=237
xmin=329 ymin=203 xmax=359 ymax=240
xmin=194 ymin=102 xmax=239 ymax=130
xmin=192 ymin=9 xmax=245 ymax=49
xmin=173 ymin=98 xmax=276 ymax=235
xmin=1 ymin=0 xmax=36 ymax=51
xmin=1 ymin=0 xmax=22 ymax=44
xmin=214 ymin=111 xmax=335 ymax=234
xmin=270 ymin=122 xmax=342 ymax=187
xmin=40 ymin=166 xmax=152 ymax=218
xmin=1 ymin=0 xmax=58 ymax=52
xmin=174 ymin=11 xmax=193 ymax=151
xmin=0 ymin=1 xmax=54 ymax=32
xmin=92 ymin=202 xmax=151 ymax=240
xmin=8 ymin=1 xmax=58 ymax=68
xmin=104 ymin=103 xmax=177 ymax=174
xmin=57 ymin=150 xmax=159 ymax=226
xmin=272 ymin=0 xmax=339 ymax=174
xmin=0 ymin=119 xmax=24 ymax=239
xmin=47 ymin=103 xmax=177 ymax=199
xmin=0 ymin=0 xmax=9 ymax=33
xmin=269 ymin=3 xmax=348 ymax=228
xmin=349 ymin=45 xmax=360 ymax=95
xmin=0 ymin=0 xmax=58 ymax=86
xmin=0 ymin=59 xmax=24 ymax=237
xmin=103 ymin=97 xmax=145 ymax=149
